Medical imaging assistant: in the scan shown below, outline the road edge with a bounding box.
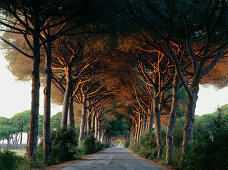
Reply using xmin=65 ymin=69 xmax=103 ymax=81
xmin=40 ymin=148 xmax=110 ymax=170
xmin=127 ymin=149 xmax=175 ymax=170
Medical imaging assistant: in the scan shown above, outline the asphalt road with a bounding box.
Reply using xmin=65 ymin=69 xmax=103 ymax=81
xmin=61 ymin=145 xmax=161 ymax=170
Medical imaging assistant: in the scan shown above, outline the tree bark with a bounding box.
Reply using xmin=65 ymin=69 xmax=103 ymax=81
xmin=27 ymin=13 xmax=40 ymax=162
xmin=20 ymin=131 xmax=23 ymax=145
xmin=148 ymin=111 xmax=154 ymax=132
xmin=61 ymin=66 xmax=71 ymax=128
xmin=166 ymin=70 xmax=179 ymax=164
xmin=95 ymin=115 xmax=98 ymax=140
xmin=67 ymin=96 xmax=75 ymax=129
xmin=87 ymin=113 xmax=91 ymax=134
xmin=79 ymin=91 xmax=87 ymax=141
xmin=153 ymin=93 xmax=163 ymax=158
xmin=182 ymin=84 xmax=199 ymax=154
xmin=43 ymin=38 xmax=52 ymax=162
xmin=91 ymin=112 xmax=96 ymax=130
xmin=97 ymin=119 xmax=101 ymax=142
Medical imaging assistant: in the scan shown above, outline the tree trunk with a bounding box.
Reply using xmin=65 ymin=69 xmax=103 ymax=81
xmin=148 ymin=113 xmax=153 ymax=132
xmin=182 ymin=84 xmax=199 ymax=154
xmin=91 ymin=112 xmax=96 ymax=130
xmin=166 ymin=70 xmax=179 ymax=164
xmin=67 ymin=96 xmax=75 ymax=129
xmin=79 ymin=91 xmax=87 ymax=141
xmin=84 ymin=120 xmax=87 ymax=137
xmin=95 ymin=115 xmax=98 ymax=140
xmin=98 ymin=119 xmax=101 ymax=142
xmin=87 ymin=113 xmax=91 ymax=134
xmin=61 ymin=66 xmax=71 ymax=128
xmin=153 ymin=94 xmax=163 ymax=158
xmin=20 ymin=131 xmax=23 ymax=145
xmin=136 ymin=119 xmax=141 ymax=142
xmin=43 ymin=38 xmax=52 ymax=162
xmin=27 ymin=13 xmax=40 ymax=162
xmin=101 ymin=130 xmax=105 ymax=144
xmin=143 ymin=114 xmax=147 ymax=134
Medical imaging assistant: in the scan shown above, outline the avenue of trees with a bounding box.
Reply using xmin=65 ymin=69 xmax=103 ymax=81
xmin=0 ymin=0 xmax=227 ymax=168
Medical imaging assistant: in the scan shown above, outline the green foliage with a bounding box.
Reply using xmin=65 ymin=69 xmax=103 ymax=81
xmin=51 ymin=127 xmax=78 ymax=163
xmin=23 ymin=114 xmax=43 ymax=137
xmin=81 ymin=131 xmax=96 ymax=154
xmin=181 ymin=109 xmax=228 ymax=170
xmin=0 ymin=116 xmax=8 ymax=125
xmin=0 ymin=125 xmax=18 ymax=141
xmin=37 ymin=127 xmax=78 ymax=166
xmin=173 ymin=117 xmax=184 ymax=146
xmin=0 ymin=149 xmax=23 ymax=170
xmin=80 ymin=131 xmax=110 ymax=155
xmin=130 ymin=132 xmax=157 ymax=159
xmin=9 ymin=110 xmax=30 ymax=132
xmin=50 ymin=112 xmax=62 ymax=131
xmin=124 ymin=141 xmax=130 ymax=148
xmin=105 ymin=118 xmax=130 ymax=137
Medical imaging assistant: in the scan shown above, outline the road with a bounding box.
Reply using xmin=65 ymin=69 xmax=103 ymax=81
xmin=61 ymin=145 xmax=161 ymax=170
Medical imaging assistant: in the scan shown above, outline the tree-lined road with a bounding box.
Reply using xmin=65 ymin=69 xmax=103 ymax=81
xmin=61 ymin=145 xmax=161 ymax=170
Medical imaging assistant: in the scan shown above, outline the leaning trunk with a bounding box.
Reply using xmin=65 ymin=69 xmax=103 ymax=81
xmin=61 ymin=66 xmax=71 ymax=128
xmin=67 ymin=96 xmax=75 ymax=129
xmin=182 ymin=84 xmax=199 ymax=154
xmin=153 ymin=94 xmax=163 ymax=158
xmin=166 ymin=70 xmax=179 ymax=164
xmin=79 ymin=91 xmax=87 ymax=141
xmin=27 ymin=13 xmax=40 ymax=162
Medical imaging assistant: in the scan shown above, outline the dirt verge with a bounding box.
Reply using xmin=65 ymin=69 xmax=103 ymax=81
xmin=128 ymin=149 xmax=175 ymax=170
xmin=39 ymin=148 xmax=109 ymax=170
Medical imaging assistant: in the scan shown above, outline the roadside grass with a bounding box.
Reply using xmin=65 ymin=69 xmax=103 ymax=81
xmin=0 ymin=149 xmax=26 ymax=156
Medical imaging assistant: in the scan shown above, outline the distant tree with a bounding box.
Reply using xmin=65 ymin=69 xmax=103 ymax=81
xmin=50 ymin=112 xmax=62 ymax=131
xmin=9 ymin=110 xmax=30 ymax=145
xmin=0 ymin=116 xmax=18 ymax=147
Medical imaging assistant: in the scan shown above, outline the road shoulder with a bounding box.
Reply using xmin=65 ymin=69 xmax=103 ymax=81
xmin=128 ymin=149 xmax=175 ymax=170
xmin=41 ymin=148 xmax=109 ymax=170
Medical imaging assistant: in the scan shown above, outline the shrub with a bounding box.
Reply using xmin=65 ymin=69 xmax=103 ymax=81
xmin=130 ymin=132 xmax=157 ymax=159
xmin=95 ymin=141 xmax=104 ymax=152
xmin=50 ymin=127 xmax=78 ymax=164
xmin=0 ymin=150 xmax=18 ymax=170
xmin=124 ymin=141 xmax=130 ymax=148
xmin=82 ymin=132 xmax=96 ymax=154
xmin=181 ymin=113 xmax=228 ymax=170
xmin=36 ymin=127 xmax=78 ymax=166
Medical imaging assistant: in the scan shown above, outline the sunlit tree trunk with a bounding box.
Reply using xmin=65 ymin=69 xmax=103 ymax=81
xmin=27 ymin=12 xmax=40 ymax=162
xmin=79 ymin=90 xmax=87 ymax=141
xmin=98 ymin=119 xmax=101 ymax=142
xmin=166 ymin=69 xmax=179 ymax=163
xmin=87 ymin=113 xmax=91 ymax=134
xmin=67 ymin=96 xmax=75 ymax=129
xmin=61 ymin=66 xmax=71 ymax=128
xmin=91 ymin=112 xmax=96 ymax=130
xmin=94 ymin=115 xmax=98 ymax=140
xmin=43 ymin=37 xmax=52 ymax=162
xmin=153 ymin=92 xmax=163 ymax=158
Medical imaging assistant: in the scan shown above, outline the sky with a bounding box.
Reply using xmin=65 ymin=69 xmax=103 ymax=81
xmin=0 ymin=49 xmax=227 ymax=118
xmin=0 ymin=49 xmax=62 ymax=118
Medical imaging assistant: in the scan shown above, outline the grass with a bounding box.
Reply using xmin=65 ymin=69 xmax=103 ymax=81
xmin=0 ymin=149 xmax=26 ymax=156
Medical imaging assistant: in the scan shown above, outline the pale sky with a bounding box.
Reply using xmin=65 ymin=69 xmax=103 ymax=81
xmin=0 ymin=49 xmax=62 ymax=118
xmin=0 ymin=48 xmax=227 ymax=118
